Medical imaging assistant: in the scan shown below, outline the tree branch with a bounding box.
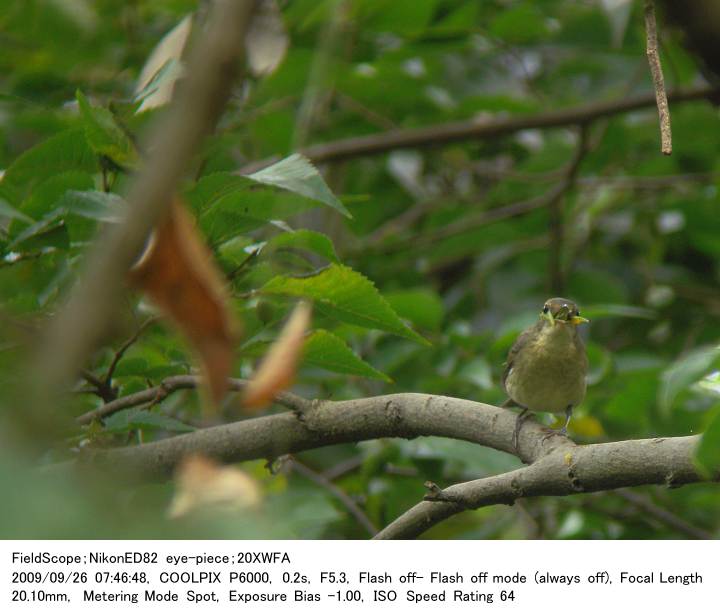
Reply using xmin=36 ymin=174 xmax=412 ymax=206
xmin=240 ymin=85 xmax=718 ymax=172
xmin=75 ymin=375 xmax=307 ymax=425
xmin=58 ymin=389 xmax=717 ymax=542
xmin=287 ymin=458 xmax=378 ymax=537
xmin=644 ymin=0 xmax=672 ymax=155
xmin=374 ymin=435 xmax=713 ymax=539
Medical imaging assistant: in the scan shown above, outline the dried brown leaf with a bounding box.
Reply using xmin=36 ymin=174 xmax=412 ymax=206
xmin=129 ymin=198 xmax=239 ymax=409
xmin=167 ymin=455 xmax=261 ymax=519
xmin=242 ymin=301 xmax=311 ymax=410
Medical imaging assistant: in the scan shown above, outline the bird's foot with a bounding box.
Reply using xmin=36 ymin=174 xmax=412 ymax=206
xmin=540 ymin=425 xmax=568 ymax=445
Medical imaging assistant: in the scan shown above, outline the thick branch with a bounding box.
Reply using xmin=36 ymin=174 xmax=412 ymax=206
xmin=374 ymin=435 xmax=713 ymax=539
xmin=240 ymin=85 xmax=718 ymax=171
xmin=66 ymin=394 xmax=560 ymax=479
xmin=61 ymin=392 xmax=716 ymax=534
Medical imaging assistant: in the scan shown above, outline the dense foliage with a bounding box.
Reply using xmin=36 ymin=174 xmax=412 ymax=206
xmin=1 ymin=0 xmax=719 ymax=539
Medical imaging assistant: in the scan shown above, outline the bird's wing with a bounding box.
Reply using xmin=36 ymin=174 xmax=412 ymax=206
xmin=501 ymin=323 xmax=538 ymax=391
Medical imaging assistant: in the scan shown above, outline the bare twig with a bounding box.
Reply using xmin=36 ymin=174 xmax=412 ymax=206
xmin=103 ymin=316 xmax=159 ymax=386
xmin=75 ymin=374 xmax=308 ymax=425
xmin=644 ymin=0 xmax=672 ymax=155
xmin=239 ymin=86 xmax=715 ymax=173
xmin=615 ymin=488 xmax=712 ymax=540
xmin=288 ymin=458 xmax=378 ymax=536
xmin=32 ymin=0 xmax=259 ymax=417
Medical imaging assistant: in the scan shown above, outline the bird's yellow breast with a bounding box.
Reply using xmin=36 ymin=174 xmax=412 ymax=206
xmin=504 ymin=323 xmax=587 ymax=414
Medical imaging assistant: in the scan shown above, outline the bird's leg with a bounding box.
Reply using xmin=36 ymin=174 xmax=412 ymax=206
xmin=559 ymin=405 xmax=573 ymax=436
xmin=541 ymin=405 xmax=573 ymax=444
xmin=512 ymin=407 xmax=530 ymax=452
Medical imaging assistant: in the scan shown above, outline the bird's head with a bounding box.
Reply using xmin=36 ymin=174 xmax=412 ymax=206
xmin=540 ymin=297 xmax=589 ymax=327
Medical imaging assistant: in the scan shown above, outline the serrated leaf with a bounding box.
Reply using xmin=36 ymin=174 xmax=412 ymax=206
xmin=659 ymin=346 xmax=720 ymax=416
xmin=304 ymin=329 xmax=390 ymax=381
xmin=247 ymin=154 xmax=351 ymax=218
xmin=76 ymin=90 xmax=138 ymax=168
xmin=0 ymin=129 xmax=97 ymax=205
xmin=261 ymin=264 xmax=428 ymax=345
xmin=186 ymin=173 xmax=313 ymax=244
xmin=103 ymin=409 xmax=195 ymax=434
xmin=267 ymin=229 xmax=339 ymax=263
xmin=695 ymin=405 xmax=720 ymax=477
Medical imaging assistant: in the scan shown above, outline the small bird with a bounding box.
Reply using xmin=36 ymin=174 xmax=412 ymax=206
xmin=503 ymin=298 xmax=589 ymax=449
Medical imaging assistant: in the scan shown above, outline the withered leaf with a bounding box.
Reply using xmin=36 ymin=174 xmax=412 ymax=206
xmin=167 ymin=454 xmax=261 ymax=518
xmin=242 ymin=301 xmax=311 ymax=410
xmin=129 ymin=198 xmax=239 ymax=409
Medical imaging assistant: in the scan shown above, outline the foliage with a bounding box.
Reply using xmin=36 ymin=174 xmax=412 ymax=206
xmin=1 ymin=0 xmax=719 ymax=540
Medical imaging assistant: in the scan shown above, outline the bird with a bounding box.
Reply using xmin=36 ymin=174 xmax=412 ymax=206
xmin=502 ymin=297 xmax=589 ymax=449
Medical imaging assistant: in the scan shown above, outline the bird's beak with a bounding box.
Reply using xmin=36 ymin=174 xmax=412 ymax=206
xmin=571 ymin=315 xmax=589 ymax=326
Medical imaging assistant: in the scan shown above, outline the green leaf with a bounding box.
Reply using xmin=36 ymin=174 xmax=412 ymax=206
xmin=266 ymin=229 xmax=340 ymax=263
xmin=384 ymin=288 xmax=444 ymax=331
xmin=261 ymin=264 xmax=428 ymax=345
xmin=695 ymin=404 xmax=720 ymax=477
xmin=247 ymin=154 xmax=351 ymax=218
xmin=303 ymin=330 xmax=390 ymax=381
xmin=76 ymin=90 xmax=138 ymax=169
xmin=186 ymin=172 xmax=313 ymax=244
xmin=17 ymin=171 xmax=95 ymax=221
xmin=103 ymin=410 xmax=195 ymax=434
xmin=9 ymin=211 xmax=68 ymax=250
xmin=457 ymin=357 xmax=493 ymax=390
xmin=0 ymin=129 xmax=97 ymax=205
xmin=0 ymin=197 xmax=33 ymax=223
xmin=10 ymin=189 xmax=126 ymax=248
xmin=55 ymin=190 xmax=127 ymax=223
xmin=659 ymin=346 xmax=720 ymax=416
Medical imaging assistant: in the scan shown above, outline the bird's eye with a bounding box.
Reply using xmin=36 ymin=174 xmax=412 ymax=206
xmin=543 ymin=305 xmax=549 ymax=314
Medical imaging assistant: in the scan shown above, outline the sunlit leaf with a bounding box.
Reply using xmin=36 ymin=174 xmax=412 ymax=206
xmin=261 ymin=264 xmax=428 ymax=345
xmin=659 ymin=346 xmax=720 ymax=416
xmin=247 ymin=154 xmax=351 ymax=218
xmin=135 ymin=14 xmax=193 ymax=111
